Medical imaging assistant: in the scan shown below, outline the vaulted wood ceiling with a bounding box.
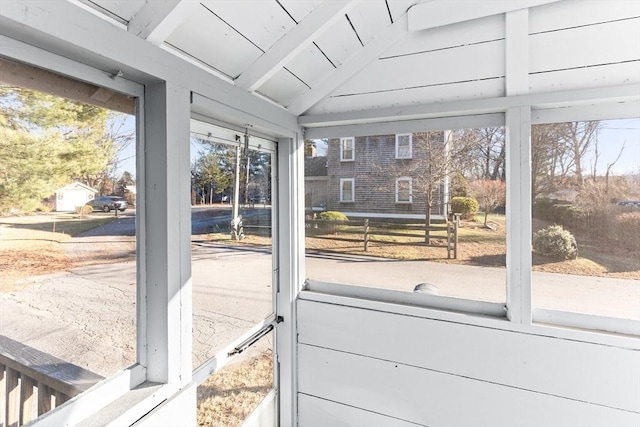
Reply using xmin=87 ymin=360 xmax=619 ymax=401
xmin=14 ymin=0 xmax=640 ymax=127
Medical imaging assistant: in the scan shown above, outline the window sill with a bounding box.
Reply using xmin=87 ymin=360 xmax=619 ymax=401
xmin=300 ymin=280 xmax=640 ymax=349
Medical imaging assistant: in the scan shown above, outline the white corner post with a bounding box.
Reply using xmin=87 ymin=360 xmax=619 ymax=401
xmin=142 ymin=81 xmax=193 ymax=391
xmin=277 ymin=134 xmax=305 ymax=426
xmin=504 ymin=8 xmax=532 ymax=324
xmin=505 ymin=105 xmax=532 ymax=324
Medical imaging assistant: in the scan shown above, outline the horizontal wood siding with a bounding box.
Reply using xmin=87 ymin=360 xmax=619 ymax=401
xmin=298 ymin=393 xmax=422 ymax=427
xmin=296 ymin=299 xmax=640 ymax=426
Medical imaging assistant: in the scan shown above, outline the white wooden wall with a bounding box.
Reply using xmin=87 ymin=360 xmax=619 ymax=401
xmin=296 ymin=297 xmax=640 ymax=426
xmin=311 ymin=0 xmax=640 ymax=115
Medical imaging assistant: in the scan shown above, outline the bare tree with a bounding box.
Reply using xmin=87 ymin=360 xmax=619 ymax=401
xmin=371 ymin=131 xmax=474 ymax=243
xmin=558 ymin=121 xmax=601 ymax=185
xmin=469 ymin=180 xmax=506 ymax=227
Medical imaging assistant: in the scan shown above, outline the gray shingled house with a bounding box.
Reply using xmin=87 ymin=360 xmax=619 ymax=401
xmin=326 ymin=132 xmax=449 ymax=220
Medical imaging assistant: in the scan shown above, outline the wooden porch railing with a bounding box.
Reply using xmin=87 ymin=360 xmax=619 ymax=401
xmin=0 ymin=335 xmax=104 ymax=427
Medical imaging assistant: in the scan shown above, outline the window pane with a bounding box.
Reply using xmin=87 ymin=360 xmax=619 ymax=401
xmin=341 ymin=179 xmax=353 ymax=202
xmin=531 ymin=118 xmax=640 ymax=320
xmin=397 ymin=179 xmax=411 ymax=202
xmin=189 ymin=126 xmax=275 ymax=368
xmin=0 ymin=82 xmax=137 ymax=418
xmin=396 ymin=134 xmax=412 ymax=158
xmin=341 ymin=137 xmax=354 ymax=161
xmin=305 ymin=128 xmax=506 ymax=305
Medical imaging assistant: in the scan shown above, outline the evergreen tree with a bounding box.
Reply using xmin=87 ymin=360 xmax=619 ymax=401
xmin=0 ymin=85 xmax=129 ymax=213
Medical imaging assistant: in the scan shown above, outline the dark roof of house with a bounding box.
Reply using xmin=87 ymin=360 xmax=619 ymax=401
xmin=305 ymin=156 xmax=328 ymax=177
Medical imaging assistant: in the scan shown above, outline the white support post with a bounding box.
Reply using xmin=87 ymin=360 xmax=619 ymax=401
xmin=276 ymin=134 xmax=304 ymax=426
xmin=143 ymin=81 xmax=193 ymax=387
xmin=505 ymin=8 xmax=532 ymax=324
xmin=505 ymin=106 xmax=532 ymax=324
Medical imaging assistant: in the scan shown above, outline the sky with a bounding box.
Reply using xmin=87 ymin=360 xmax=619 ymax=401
xmin=114 ymin=118 xmax=640 ymax=179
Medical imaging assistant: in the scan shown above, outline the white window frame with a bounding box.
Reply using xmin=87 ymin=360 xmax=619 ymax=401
xmin=340 ymin=178 xmax=355 ymax=202
xmin=395 ymin=177 xmax=412 ymax=203
xmin=340 ymin=137 xmax=355 ymax=162
xmin=301 ymin=101 xmax=640 ymax=338
xmin=395 ymin=133 xmax=413 ymax=159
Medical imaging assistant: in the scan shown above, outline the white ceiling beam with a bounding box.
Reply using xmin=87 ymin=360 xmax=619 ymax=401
xmin=407 ymin=0 xmax=561 ymax=32
xmin=305 ymin=113 xmax=505 ymax=139
xmin=235 ymin=0 xmax=359 ymax=92
xmin=287 ymin=14 xmax=408 ymax=116
xmin=298 ymin=84 xmax=640 ymax=127
xmin=127 ymin=0 xmax=199 ymax=45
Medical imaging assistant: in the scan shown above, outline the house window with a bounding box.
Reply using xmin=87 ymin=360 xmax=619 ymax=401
xmin=396 ymin=134 xmax=412 ymax=159
xmin=340 ymin=178 xmax=354 ymax=202
xmin=340 ymin=137 xmax=355 ymax=161
xmin=396 ymin=177 xmax=412 ymax=203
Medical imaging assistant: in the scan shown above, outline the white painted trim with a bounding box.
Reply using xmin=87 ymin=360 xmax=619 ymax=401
xmin=191 ymin=93 xmax=299 ymax=139
xmin=339 ymin=137 xmax=355 ymax=162
xmin=287 ymin=14 xmax=409 ymax=115
xmin=407 ymin=0 xmax=560 ymax=32
xmin=533 ymin=309 xmax=640 ymax=337
xmin=298 ymin=84 xmax=640 ymax=127
xmin=304 ymin=113 xmax=505 ymax=139
xmin=305 ymin=280 xmax=507 ymax=318
xmin=395 ymin=176 xmax=412 ymax=204
xmin=135 ymin=96 xmax=148 ymax=370
xmin=0 ymin=35 xmax=143 ymax=97
xmin=505 ymin=106 xmax=533 ymax=324
xmin=395 ymin=134 xmax=413 ymax=159
xmin=340 ymin=178 xmax=355 ymax=202
xmin=143 ymin=81 xmax=192 ymax=385
xmin=191 ymin=113 xmax=282 ymax=143
xmin=192 ymin=315 xmax=276 ymax=385
xmin=190 ymin=119 xmax=278 ymax=149
xmin=298 ymin=290 xmax=640 ymax=350
xmin=127 ymin=0 xmax=199 ymax=45
xmin=68 ymin=0 xmax=128 ymax=29
xmin=235 ymin=0 xmax=359 ymax=92
xmin=277 ymin=135 xmax=304 ymax=427
xmin=29 ymin=364 xmax=146 ymax=426
xmin=532 ymin=101 xmax=640 ymax=124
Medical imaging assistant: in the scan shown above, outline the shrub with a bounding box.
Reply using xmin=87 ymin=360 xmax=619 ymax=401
xmin=533 ymin=198 xmax=554 ymax=221
xmin=613 ymin=212 xmax=640 ymax=250
xmin=317 ymin=211 xmax=348 ymax=221
xmin=450 ymin=197 xmax=479 ymax=220
xmin=532 ymin=225 xmax=578 ymax=260
xmin=75 ymin=205 xmax=93 ymax=218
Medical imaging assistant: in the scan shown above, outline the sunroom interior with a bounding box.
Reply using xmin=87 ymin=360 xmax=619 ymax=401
xmin=0 ymin=0 xmax=638 ymax=426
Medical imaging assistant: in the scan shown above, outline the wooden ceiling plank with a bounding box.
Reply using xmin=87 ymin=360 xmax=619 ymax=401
xmin=127 ymin=0 xmax=199 ymax=45
xmin=287 ymin=13 xmax=409 ymax=115
xmin=407 ymin=0 xmax=561 ymax=32
xmin=235 ymin=0 xmax=358 ymax=92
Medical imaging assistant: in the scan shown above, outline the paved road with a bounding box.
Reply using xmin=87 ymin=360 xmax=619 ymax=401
xmin=79 ymin=205 xmax=271 ymax=236
xmin=1 ymin=215 xmax=638 ymax=378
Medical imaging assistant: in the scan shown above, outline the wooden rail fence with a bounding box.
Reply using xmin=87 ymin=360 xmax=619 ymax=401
xmin=0 ymin=335 xmax=104 ymax=427
xmin=306 ymin=218 xmax=458 ymax=259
